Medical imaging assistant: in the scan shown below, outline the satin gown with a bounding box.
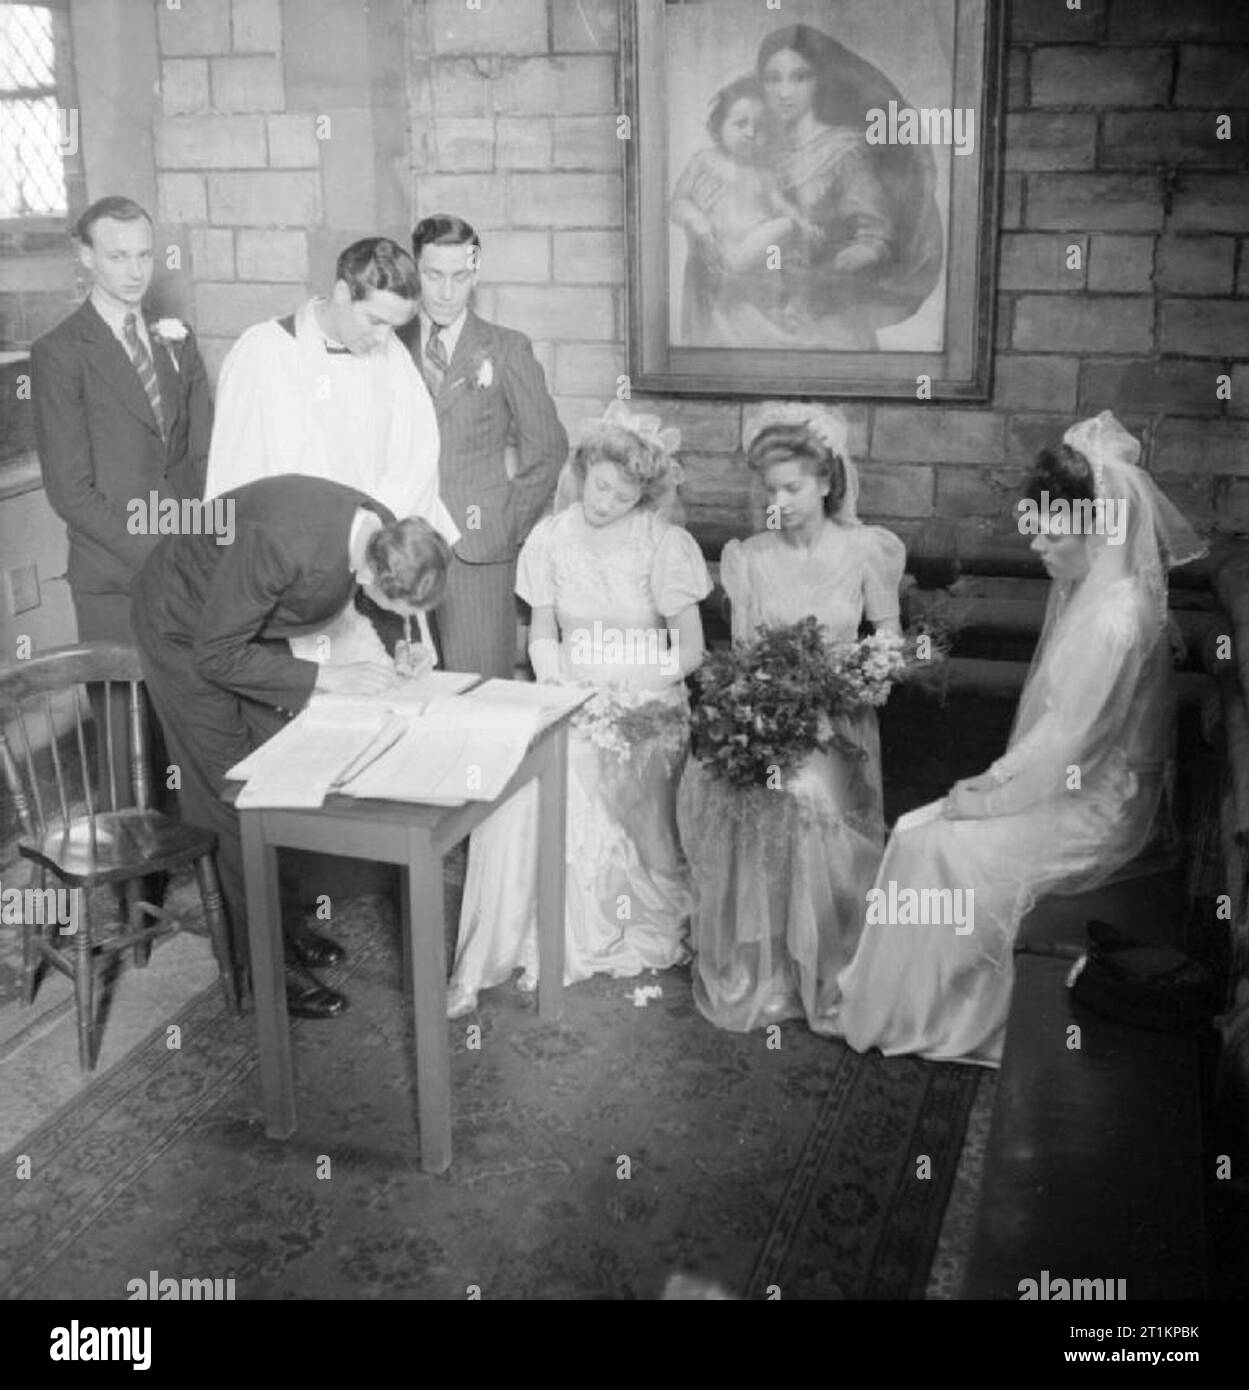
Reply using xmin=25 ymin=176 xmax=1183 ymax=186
xmin=448 ymin=505 xmax=712 ymax=1004
xmin=833 ymin=575 xmax=1174 ymax=1066
xmin=678 ymin=522 xmax=906 ymax=1033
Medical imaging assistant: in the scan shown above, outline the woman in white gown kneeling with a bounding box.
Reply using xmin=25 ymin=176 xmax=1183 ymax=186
xmin=832 ymin=410 xmax=1207 ymax=1066
xmin=446 ymin=402 xmax=712 ymax=1017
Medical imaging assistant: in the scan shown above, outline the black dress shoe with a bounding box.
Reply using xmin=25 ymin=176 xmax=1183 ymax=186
xmin=285 ymin=926 xmax=347 ymax=969
xmin=284 ymin=963 xmax=349 ymax=1019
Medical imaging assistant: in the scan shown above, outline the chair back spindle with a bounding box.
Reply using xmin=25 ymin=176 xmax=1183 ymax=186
xmin=10 ymin=705 xmax=46 ymax=839
xmin=44 ymin=695 xmax=72 ymax=830
xmin=1 ymin=719 xmax=39 ymax=842
xmin=103 ymin=679 xmax=119 ymax=812
xmin=128 ymin=680 xmax=151 ymax=811
xmin=71 ymin=686 xmax=97 ymax=846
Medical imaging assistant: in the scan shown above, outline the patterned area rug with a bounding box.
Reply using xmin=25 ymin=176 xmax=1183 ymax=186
xmin=1 ymin=893 xmax=979 ymax=1301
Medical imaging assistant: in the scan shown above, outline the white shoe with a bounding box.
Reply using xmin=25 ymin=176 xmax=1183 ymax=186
xmin=517 ymin=966 xmax=539 ymax=993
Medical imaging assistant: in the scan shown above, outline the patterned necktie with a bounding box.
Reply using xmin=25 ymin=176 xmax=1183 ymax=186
xmin=123 ymin=312 xmax=165 ymax=437
xmin=424 ymin=324 xmax=448 ymax=395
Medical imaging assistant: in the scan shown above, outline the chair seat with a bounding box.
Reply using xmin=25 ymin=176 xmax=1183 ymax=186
xmin=18 ymin=808 xmax=217 ymax=886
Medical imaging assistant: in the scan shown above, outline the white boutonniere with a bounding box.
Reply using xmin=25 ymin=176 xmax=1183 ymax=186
xmin=152 ymin=317 xmax=188 ymax=343
xmin=151 ymin=318 xmax=189 ymax=373
xmin=473 ymin=357 xmax=494 ymax=389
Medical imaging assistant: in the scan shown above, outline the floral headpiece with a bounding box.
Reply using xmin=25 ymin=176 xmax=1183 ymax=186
xmin=1063 ymin=410 xmax=1140 ymax=499
xmin=744 ymin=402 xmax=849 ymax=459
xmin=578 ymin=399 xmax=683 ymax=486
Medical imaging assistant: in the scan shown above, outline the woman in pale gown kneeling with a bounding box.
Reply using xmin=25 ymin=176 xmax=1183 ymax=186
xmin=446 ymin=403 xmax=712 ymax=1017
xmin=832 ymin=411 xmax=1207 ymax=1066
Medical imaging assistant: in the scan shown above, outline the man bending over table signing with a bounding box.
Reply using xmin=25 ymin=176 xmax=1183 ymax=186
xmin=130 ymin=476 xmax=451 ymax=1020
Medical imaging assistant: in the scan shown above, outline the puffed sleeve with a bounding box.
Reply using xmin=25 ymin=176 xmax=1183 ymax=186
xmin=650 ymin=521 xmax=712 ymax=619
xmin=515 ymin=513 xmax=559 ymax=608
xmin=860 ymin=525 xmax=906 ymax=625
xmin=719 ymin=537 xmax=760 ymax=644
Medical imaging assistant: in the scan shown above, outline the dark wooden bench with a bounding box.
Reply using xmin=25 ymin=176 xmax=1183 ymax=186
xmin=962 ymin=867 xmax=1208 ymax=1299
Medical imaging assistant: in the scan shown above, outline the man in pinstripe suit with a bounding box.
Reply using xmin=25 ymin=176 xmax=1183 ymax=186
xmin=399 ymin=214 xmax=568 ymax=678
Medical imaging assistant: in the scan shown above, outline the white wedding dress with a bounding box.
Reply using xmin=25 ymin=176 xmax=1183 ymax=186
xmin=832 ymin=413 xmax=1207 ymax=1066
xmin=448 ymin=504 xmax=712 ymax=1007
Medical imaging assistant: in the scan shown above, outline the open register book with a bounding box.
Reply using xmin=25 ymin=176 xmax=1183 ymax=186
xmin=228 ymin=676 xmax=592 ymax=809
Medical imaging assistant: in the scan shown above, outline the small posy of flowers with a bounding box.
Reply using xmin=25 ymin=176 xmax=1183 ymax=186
xmin=688 ymin=616 xmax=948 ymax=791
xmin=827 ymin=630 xmax=909 ymax=708
xmin=572 ymin=685 xmax=689 ymax=765
xmin=471 ymin=356 xmax=493 ymax=389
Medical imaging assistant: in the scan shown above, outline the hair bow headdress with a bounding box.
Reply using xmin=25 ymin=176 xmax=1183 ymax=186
xmin=743 ymin=402 xmax=859 ymax=524
xmin=579 ymin=399 xmax=682 ymax=470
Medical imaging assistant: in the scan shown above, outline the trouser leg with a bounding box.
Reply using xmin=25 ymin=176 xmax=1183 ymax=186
xmin=133 ymin=631 xmax=306 ymax=980
xmin=435 ymin=557 xmax=519 ymax=679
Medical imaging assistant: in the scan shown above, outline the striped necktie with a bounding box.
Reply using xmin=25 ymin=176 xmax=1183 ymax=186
xmin=424 ymin=324 xmax=448 ymax=395
xmin=123 ymin=312 xmax=165 ymax=437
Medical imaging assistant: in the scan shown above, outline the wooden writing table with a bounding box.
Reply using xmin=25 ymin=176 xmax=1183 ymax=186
xmin=231 ymin=705 xmax=574 ymax=1173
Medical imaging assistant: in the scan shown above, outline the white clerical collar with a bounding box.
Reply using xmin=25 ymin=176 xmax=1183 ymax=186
xmin=91 ymin=288 xmax=150 ymax=348
xmin=419 ymin=307 xmax=466 ymax=360
xmin=305 ymin=296 xmax=357 ymax=356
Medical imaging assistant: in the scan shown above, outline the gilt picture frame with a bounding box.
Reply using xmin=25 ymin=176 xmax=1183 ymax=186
xmin=622 ymin=0 xmax=1005 ymax=400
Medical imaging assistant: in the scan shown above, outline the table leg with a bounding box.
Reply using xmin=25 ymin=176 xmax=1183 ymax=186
xmin=536 ymin=725 xmax=567 ymax=1020
xmin=240 ymin=808 xmax=294 ymax=1138
xmin=403 ymin=830 xmax=452 ymax=1174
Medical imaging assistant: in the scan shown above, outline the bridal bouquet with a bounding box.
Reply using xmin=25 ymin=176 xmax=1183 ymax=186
xmin=688 ymin=617 xmax=946 ymax=790
xmin=571 ymin=684 xmax=690 ymax=766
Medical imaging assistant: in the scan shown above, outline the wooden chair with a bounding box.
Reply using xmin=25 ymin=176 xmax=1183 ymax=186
xmin=0 ymin=642 xmax=236 ymax=1070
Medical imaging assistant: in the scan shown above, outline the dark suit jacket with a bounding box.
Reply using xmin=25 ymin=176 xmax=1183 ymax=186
xmin=131 ymin=477 xmax=393 ymax=715
xmin=32 ymin=297 xmax=212 ymax=601
xmin=397 ymin=309 xmax=566 ymax=565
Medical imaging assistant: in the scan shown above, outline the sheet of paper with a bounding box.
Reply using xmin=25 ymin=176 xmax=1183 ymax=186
xmin=450 ymin=678 xmax=594 ymax=730
xmin=235 ymin=772 xmax=338 ymax=809
xmin=340 ymin=701 xmax=544 ymax=804
xmin=893 ymin=798 xmax=947 ymax=832
xmin=331 ymin=714 xmax=409 ymax=786
xmin=308 ymin=669 xmax=479 ymax=716
xmin=226 ymin=705 xmax=393 ymax=783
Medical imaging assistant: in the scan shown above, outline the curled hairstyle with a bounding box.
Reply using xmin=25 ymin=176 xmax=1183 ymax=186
xmin=412 ymin=213 xmax=481 ymax=260
xmin=1023 ymin=443 xmax=1096 ymax=507
xmin=366 ymin=517 xmax=453 ymax=609
xmin=569 ymin=425 xmax=675 ymax=511
xmin=75 ymin=196 xmax=151 ymax=247
xmin=335 ymin=238 xmax=419 ymax=302
xmin=746 ymin=423 xmax=847 ymax=518
xmin=707 ymin=75 xmax=765 ymax=144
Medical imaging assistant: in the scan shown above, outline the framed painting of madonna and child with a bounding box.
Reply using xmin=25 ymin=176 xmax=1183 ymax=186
xmin=622 ymin=0 xmax=1005 ymax=399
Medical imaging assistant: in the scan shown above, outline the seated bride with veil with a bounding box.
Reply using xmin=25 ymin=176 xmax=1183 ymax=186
xmin=831 ymin=410 xmax=1207 ymax=1066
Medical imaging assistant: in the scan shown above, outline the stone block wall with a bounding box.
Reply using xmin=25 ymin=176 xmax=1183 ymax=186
xmin=153 ymin=0 xmax=410 ymax=381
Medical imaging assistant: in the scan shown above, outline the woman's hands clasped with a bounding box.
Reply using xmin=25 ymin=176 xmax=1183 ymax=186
xmin=942 ymin=774 xmax=996 ymax=820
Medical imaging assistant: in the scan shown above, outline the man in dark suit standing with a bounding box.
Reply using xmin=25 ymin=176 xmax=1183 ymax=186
xmin=33 ymin=195 xmax=212 ymax=645
xmin=398 ymin=214 xmax=567 ymax=679
xmin=32 ymin=195 xmax=212 ymax=808
xmin=131 ymin=476 xmax=451 ymax=1017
